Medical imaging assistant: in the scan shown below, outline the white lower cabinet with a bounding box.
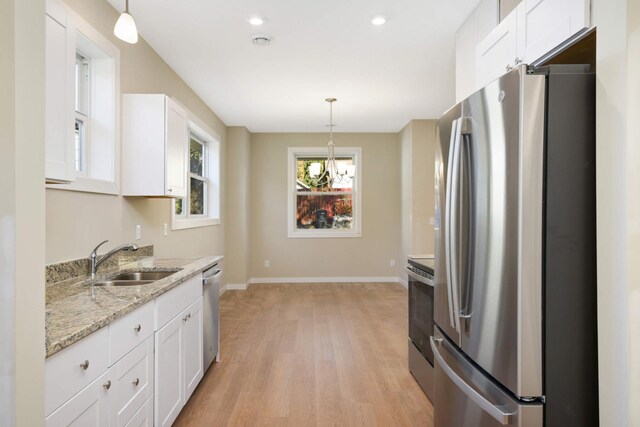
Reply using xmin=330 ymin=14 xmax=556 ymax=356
xmin=46 ymin=307 xmax=155 ymax=427
xmin=46 ymin=371 xmax=110 ymax=427
xmin=183 ymin=298 xmax=204 ymax=402
xmin=155 ymin=297 xmax=204 ymax=427
xmin=46 ymin=274 xmax=206 ymax=426
xmin=154 ymin=314 xmax=183 ymax=427
xmin=110 ymin=337 xmax=154 ymax=427
xmin=125 ymin=396 xmax=154 ymax=427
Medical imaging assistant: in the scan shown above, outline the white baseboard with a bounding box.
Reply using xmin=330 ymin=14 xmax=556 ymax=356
xmin=398 ymin=277 xmax=408 ymax=289
xmin=249 ymin=276 xmax=402 ymax=284
xmin=219 ymin=283 xmax=248 ymax=295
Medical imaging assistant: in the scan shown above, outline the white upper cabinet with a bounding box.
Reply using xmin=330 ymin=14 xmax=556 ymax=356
xmin=122 ymin=94 xmax=188 ymax=198
xmin=455 ymin=0 xmax=499 ymax=102
xmin=456 ymin=15 xmax=478 ymax=103
xmin=518 ymin=0 xmax=590 ymax=64
xmin=45 ymin=0 xmax=76 ymax=183
xmin=476 ymin=10 xmax=521 ymax=90
xmin=474 ymin=0 xmax=590 ymax=90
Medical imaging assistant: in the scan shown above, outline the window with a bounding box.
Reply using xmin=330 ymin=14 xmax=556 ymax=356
xmin=74 ymin=53 xmax=88 ymax=175
xmin=288 ymin=147 xmax=362 ymax=238
xmin=172 ymin=122 xmax=221 ymax=229
xmin=48 ymin=11 xmax=121 ymax=195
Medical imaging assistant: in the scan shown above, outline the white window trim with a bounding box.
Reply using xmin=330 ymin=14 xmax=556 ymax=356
xmin=46 ymin=8 xmax=121 ymax=195
xmin=171 ymin=117 xmax=221 ymax=230
xmin=287 ymin=146 xmax=362 ymax=238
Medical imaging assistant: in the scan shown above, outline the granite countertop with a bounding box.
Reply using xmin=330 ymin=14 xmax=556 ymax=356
xmin=45 ymin=256 xmax=222 ymax=358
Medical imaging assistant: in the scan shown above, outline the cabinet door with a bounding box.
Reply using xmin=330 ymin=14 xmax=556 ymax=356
xmin=164 ymin=97 xmax=188 ymax=198
xmin=45 ymin=0 xmax=76 ymax=183
xmin=182 ymin=297 xmax=204 ymax=402
xmin=456 ymin=13 xmax=478 ymax=102
xmin=518 ymin=0 xmax=590 ymax=65
xmin=475 ymin=11 xmax=520 ymax=90
xmin=45 ymin=371 xmax=110 ymax=427
xmin=154 ymin=315 xmax=183 ymax=427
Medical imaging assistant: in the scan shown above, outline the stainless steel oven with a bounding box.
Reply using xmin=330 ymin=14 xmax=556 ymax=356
xmin=407 ymin=257 xmax=435 ymax=401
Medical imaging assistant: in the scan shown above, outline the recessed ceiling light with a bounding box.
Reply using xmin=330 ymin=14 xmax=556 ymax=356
xmin=251 ymin=34 xmax=272 ymax=45
xmin=249 ymin=17 xmax=265 ymax=26
xmin=371 ymin=16 xmax=387 ymax=26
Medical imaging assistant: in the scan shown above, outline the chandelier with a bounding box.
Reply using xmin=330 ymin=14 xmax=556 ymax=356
xmin=308 ymin=98 xmax=355 ymax=187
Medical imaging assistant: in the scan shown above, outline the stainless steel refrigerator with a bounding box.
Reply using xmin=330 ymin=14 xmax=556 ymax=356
xmin=432 ymin=64 xmax=598 ymax=427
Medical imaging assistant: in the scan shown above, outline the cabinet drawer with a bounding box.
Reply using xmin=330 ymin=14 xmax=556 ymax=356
xmin=45 ymin=370 xmax=110 ymax=427
xmin=45 ymin=327 xmax=109 ymax=416
xmin=155 ymin=274 xmax=202 ymax=330
xmin=124 ymin=395 xmax=153 ymax=427
xmin=110 ymin=337 xmax=154 ymax=427
xmin=109 ymin=302 xmax=154 ymax=365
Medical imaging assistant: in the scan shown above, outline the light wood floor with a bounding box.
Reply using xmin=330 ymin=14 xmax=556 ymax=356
xmin=174 ymin=283 xmax=434 ymax=427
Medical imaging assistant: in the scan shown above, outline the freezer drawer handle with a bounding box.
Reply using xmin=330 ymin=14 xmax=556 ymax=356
xmin=430 ymin=337 xmax=515 ymax=425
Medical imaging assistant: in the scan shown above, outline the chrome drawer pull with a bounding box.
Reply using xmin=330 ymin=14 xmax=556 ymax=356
xmin=134 ymin=324 xmax=141 ymax=333
xmin=132 ymin=378 xmax=140 ymax=387
xmin=103 ymin=380 xmax=111 ymax=390
xmin=183 ymin=315 xmax=189 ymax=322
xmin=79 ymin=360 xmax=90 ymax=370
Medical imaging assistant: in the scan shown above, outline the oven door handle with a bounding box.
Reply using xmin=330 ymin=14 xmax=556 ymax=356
xmin=406 ymin=268 xmax=434 ymax=287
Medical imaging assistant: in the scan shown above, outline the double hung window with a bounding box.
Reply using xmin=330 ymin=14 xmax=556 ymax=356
xmin=172 ymin=124 xmax=221 ymax=229
xmin=288 ymin=147 xmax=362 ymax=238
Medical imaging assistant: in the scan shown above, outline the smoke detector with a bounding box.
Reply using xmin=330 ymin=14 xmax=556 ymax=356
xmin=251 ymin=34 xmax=272 ymax=45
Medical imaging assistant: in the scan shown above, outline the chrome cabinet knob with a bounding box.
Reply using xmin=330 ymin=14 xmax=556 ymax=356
xmin=167 ymin=188 xmax=173 ymax=193
xmin=80 ymin=360 xmax=90 ymax=370
xmin=183 ymin=315 xmax=189 ymax=322
xmin=506 ymin=64 xmax=513 ymax=71
xmin=132 ymin=378 xmax=140 ymax=387
xmin=103 ymin=380 xmax=111 ymax=390
xmin=134 ymin=324 xmax=141 ymax=333
xmin=514 ymin=57 xmax=522 ymax=65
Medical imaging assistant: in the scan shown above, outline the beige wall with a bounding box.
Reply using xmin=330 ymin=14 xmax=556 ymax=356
xmin=0 ymin=0 xmax=46 ymax=424
xmin=224 ymin=127 xmax=251 ymax=285
xmin=593 ymin=0 xmax=640 ymax=425
xmin=249 ymin=133 xmax=402 ymax=279
xmin=400 ymin=120 xmax=437 ymax=265
xmin=46 ymin=0 xmax=226 ymax=265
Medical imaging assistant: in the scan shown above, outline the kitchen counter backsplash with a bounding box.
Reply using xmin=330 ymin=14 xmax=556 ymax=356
xmin=46 ymin=245 xmax=154 ymax=286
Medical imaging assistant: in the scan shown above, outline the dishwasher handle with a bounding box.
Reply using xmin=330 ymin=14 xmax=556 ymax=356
xmin=203 ymin=266 xmax=222 ymax=282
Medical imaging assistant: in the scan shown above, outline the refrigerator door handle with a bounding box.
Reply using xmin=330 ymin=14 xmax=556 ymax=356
xmin=445 ymin=118 xmax=462 ymax=332
xmin=431 ymin=336 xmax=516 ymax=425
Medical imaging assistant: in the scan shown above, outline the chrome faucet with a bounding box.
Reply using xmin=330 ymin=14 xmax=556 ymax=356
xmin=90 ymin=240 xmax=139 ymax=278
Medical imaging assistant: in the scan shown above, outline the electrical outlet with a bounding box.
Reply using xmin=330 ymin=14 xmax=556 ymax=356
xmin=429 ymin=217 xmax=435 ymax=225
xmin=390 ymin=259 xmax=396 ymax=267
xmin=264 ymin=260 xmax=270 ymax=268
xmin=135 ymin=225 xmax=141 ymax=240
xmin=163 ymin=223 xmax=168 ymax=236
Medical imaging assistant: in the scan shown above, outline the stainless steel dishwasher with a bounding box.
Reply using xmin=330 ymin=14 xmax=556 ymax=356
xmin=202 ymin=265 xmax=222 ymax=371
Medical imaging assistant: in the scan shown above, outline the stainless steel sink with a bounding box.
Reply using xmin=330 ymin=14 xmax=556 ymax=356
xmin=111 ymin=271 xmax=176 ymax=281
xmin=94 ymin=280 xmax=155 ymax=286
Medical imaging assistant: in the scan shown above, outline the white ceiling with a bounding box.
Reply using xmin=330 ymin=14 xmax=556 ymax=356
xmin=107 ymin=0 xmax=480 ymax=132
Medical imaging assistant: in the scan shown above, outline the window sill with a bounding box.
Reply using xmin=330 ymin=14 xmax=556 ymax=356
xmin=172 ymin=217 xmax=220 ymax=231
xmin=46 ymin=177 xmax=119 ymax=195
xmin=288 ymin=230 xmax=362 ymax=239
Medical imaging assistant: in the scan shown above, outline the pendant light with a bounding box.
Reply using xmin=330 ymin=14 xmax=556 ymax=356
xmin=114 ymin=0 xmax=139 ymax=44
xmin=308 ymin=98 xmax=355 ymax=188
